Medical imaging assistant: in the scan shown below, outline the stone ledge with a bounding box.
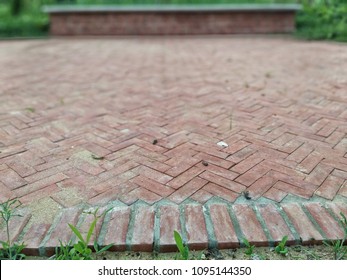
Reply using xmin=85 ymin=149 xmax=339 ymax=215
xmin=43 ymin=4 xmax=302 ymax=13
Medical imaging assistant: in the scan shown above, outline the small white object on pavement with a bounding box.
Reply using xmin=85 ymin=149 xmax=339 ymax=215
xmin=217 ymin=141 xmax=228 ymax=148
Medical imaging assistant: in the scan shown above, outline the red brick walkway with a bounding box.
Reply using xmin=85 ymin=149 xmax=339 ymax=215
xmin=0 ymin=37 xmax=346 ymax=255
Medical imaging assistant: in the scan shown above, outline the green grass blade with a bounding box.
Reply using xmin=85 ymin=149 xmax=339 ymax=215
xmin=68 ymin=224 xmax=85 ymax=244
xmin=174 ymin=230 xmax=185 ymax=255
xmin=86 ymin=219 xmax=97 ymax=245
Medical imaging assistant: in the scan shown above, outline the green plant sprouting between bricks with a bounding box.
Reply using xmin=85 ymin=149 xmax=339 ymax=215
xmin=0 ymin=198 xmax=26 ymax=260
xmin=323 ymin=212 xmax=347 ymax=260
xmin=275 ymin=236 xmax=288 ymax=256
xmin=52 ymin=208 xmax=114 ymax=260
xmin=174 ymin=230 xmax=189 ymax=260
xmin=242 ymin=238 xmax=255 ymax=257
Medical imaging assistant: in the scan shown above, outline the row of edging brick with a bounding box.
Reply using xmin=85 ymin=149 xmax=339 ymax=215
xmin=2 ymin=197 xmax=347 ymax=256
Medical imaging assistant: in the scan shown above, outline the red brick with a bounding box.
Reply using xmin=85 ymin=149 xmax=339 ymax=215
xmin=203 ymin=164 xmax=239 ymax=181
xmin=168 ymin=177 xmax=207 ymax=204
xmin=231 ymin=152 xmax=263 ymax=174
xmin=273 ymin=181 xmax=312 ymax=199
xmin=206 ymin=184 xmax=239 ymax=204
xmin=160 ymin=131 xmax=188 ymax=149
xmin=209 ymin=204 xmax=239 ymax=249
xmin=165 ymin=156 xmax=200 ymax=177
xmin=25 ymin=163 xmax=70 ymax=183
xmin=227 ymin=146 xmax=255 ymax=163
xmin=0 ymin=168 xmax=27 ymax=190
xmin=119 ymin=187 xmax=162 ymax=205
xmin=103 ymin=208 xmax=131 ymax=251
xmin=287 ymin=143 xmax=314 ymax=163
xmin=185 ymin=205 xmax=208 ymax=250
xmin=263 ymin=187 xmax=287 ymax=202
xmin=133 ymin=154 xmax=171 ymax=173
xmin=191 ymin=189 xmax=214 ymax=204
xmin=7 ymin=159 xmax=36 ymax=177
xmin=235 ymin=161 xmax=269 ymax=186
xmin=282 ymin=203 xmax=323 ymax=244
xmin=159 ymin=205 xmax=181 ymax=252
xmin=167 ymin=166 xmax=203 ymax=189
xmin=194 ymin=153 xmax=234 ymax=169
xmin=192 ymin=144 xmax=229 ymax=159
xmin=44 ymin=208 xmax=82 ymax=253
xmin=296 ymin=151 xmax=323 ymax=174
xmin=315 ymin=175 xmax=344 ymax=200
xmin=257 ymin=204 xmax=295 ymax=244
xmin=232 ymin=204 xmax=268 ymax=246
xmin=247 ymin=174 xmax=277 ymax=200
xmin=22 ymin=223 xmax=50 ymax=256
xmin=133 ymin=165 xmax=172 ymax=184
xmin=199 ymin=171 xmax=245 ymax=193
xmin=305 ymin=202 xmax=344 ymax=240
xmin=14 ymin=173 xmax=68 ymax=197
xmin=74 ymin=207 xmax=107 ymax=246
xmin=305 ymin=163 xmax=334 ymax=185
xmin=131 ymin=206 xmax=155 ymax=251
xmin=131 ymin=175 xmax=174 ymax=197
xmin=316 ymin=124 xmax=336 ymax=137
xmin=224 ymin=140 xmax=251 ymax=154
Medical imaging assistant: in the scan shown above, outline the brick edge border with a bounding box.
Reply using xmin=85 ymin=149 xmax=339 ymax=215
xmin=1 ymin=198 xmax=345 ymax=257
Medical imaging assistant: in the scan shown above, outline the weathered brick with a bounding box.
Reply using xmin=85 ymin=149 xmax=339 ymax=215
xmin=22 ymin=223 xmax=50 ymax=256
xmin=168 ymin=177 xmax=207 ymax=204
xmin=131 ymin=175 xmax=174 ymax=197
xmin=103 ymin=208 xmax=131 ymax=251
xmin=159 ymin=205 xmax=181 ymax=252
xmin=131 ymin=206 xmax=155 ymax=252
xmin=257 ymin=204 xmax=295 ymax=244
xmin=209 ymin=204 xmax=239 ymax=249
xmin=185 ymin=205 xmax=208 ymax=250
xmin=44 ymin=208 xmax=82 ymax=254
xmin=232 ymin=204 xmax=268 ymax=246
xmin=315 ymin=175 xmax=344 ymax=200
xmin=199 ymin=171 xmax=245 ymax=193
xmin=231 ymin=153 xmax=263 ymax=174
xmin=167 ymin=166 xmax=203 ymax=189
xmin=304 ymin=202 xmax=344 ymax=240
xmin=0 ymin=168 xmax=27 ymax=190
xmin=133 ymin=165 xmax=173 ymax=184
xmin=282 ymin=203 xmax=323 ymax=244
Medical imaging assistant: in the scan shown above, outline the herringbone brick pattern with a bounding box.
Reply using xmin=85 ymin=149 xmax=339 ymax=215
xmin=0 ymin=37 xmax=347 ymax=252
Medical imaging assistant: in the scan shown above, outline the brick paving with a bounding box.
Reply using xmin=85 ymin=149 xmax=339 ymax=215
xmin=0 ymin=36 xmax=347 ymax=255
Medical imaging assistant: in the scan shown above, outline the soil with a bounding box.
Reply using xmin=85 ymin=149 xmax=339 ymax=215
xmin=27 ymin=245 xmax=344 ymax=260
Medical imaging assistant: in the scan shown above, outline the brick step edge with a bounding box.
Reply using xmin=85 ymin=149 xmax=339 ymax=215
xmin=1 ymin=200 xmax=346 ymax=256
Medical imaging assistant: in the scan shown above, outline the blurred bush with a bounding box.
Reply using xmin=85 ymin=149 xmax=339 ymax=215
xmin=296 ymin=0 xmax=347 ymax=42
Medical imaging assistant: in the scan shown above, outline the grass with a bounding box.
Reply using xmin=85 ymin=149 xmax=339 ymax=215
xmin=0 ymin=199 xmax=26 ymax=260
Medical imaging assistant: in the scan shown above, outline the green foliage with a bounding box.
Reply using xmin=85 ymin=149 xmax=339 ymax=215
xmin=322 ymin=212 xmax=347 ymax=260
xmin=242 ymin=238 xmax=255 ymax=256
xmin=274 ymin=235 xmax=288 ymax=256
xmin=10 ymin=0 xmax=23 ymax=16
xmin=52 ymin=208 xmax=113 ymax=260
xmin=0 ymin=199 xmax=26 ymax=260
xmin=174 ymin=230 xmax=189 ymax=260
xmin=296 ymin=0 xmax=347 ymax=42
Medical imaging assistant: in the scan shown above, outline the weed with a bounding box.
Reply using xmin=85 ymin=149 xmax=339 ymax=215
xmin=91 ymin=154 xmax=105 ymax=160
xmin=174 ymin=230 xmax=189 ymax=260
xmin=52 ymin=208 xmax=113 ymax=260
xmin=0 ymin=198 xmax=26 ymax=260
xmin=275 ymin=236 xmax=288 ymax=256
xmin=242 ymin=238 xmax=255 ymax=256
xmin=322 ymin=212 xmax=347 ymax=260
xmin=25 ymin=107 xmax=35 ymax=113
